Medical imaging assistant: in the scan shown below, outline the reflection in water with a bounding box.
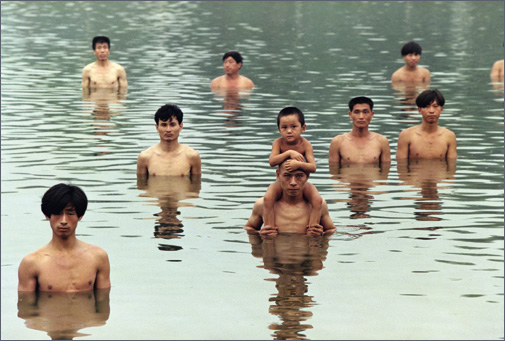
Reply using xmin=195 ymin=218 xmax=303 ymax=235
xmin=137 ymin=175 xmax=201 ymax=251
xmin=330 ymin=162 xmax=390 ymax=220
xmin=248 ymin=233 xmax=329 ymax=340
xmin=397 ymin=159 xmax=456 ymax=235
xmin=17 ymin=289 xmax=110 ymax=340
xmin=391 ymin=82 xmax=429 ymax=119
xmin=211 ymin=89 xmax=251 ymax=128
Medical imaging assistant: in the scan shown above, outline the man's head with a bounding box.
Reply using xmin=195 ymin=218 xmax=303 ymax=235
xmin=41 ymin=183 xmax=88 ymax=218
xmin=222 ymin=51 xmax=243 ymax=65
xmin=92 ymin=36 xmax=110 ymax=50
xmin=222 ymin=51 xmax=243 ymax=73
xmin=154 ymin=104 xmax=184 ymax=125
xmin=348 ymin=96 xmax=374 ymax=129
xmin=348 ymin=96 xmax=374 ymax=112
xmin=277 ymin=106 xmax=305 ymax=128
xmin=401 ymin=41 xmax=422 ymax=56
xmin=416 ymin=89 xmax=445 ymax=108
xmin=276 ymin=159 xmax=309 ymax=197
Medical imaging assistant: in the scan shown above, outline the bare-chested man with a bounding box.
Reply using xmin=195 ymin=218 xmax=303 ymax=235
xmin=396 ymin=89 xmax=457 ymax=160
xmin=329 ymin=96 xmax=391 ymax=164
xmin=210 ymin=51 xmax=254 ymax=91
xmin=82 ymin=36 xmax=128 ymax=89
xmin=244 ymin=159 xmax=335 ymax=236
xmin=137 ymin=104 xmax=201 ymax=177
xmin=18 ymin=184 xmax=111 ymax=292
xmin=490 ymin=59 xmax=504 ymax=82
xmin=391 ymin=41 xmax=431 ymax=83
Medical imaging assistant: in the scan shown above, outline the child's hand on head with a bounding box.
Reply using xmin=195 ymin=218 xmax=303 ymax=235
xmin=289 ymin=150 xmax=305 ymax=162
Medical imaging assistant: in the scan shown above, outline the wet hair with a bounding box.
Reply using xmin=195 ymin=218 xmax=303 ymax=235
xmin=415 ymin=89 xmax=445 ymax=107
xmin=154 ymin=104 xmax=184 ymax=125
xmin=401 ymin=41 xmax=422 ymax=56
xmin=277 ymin=106 xmax=305 ymax=128
xmin=348 ymin=96 xmax=374 ymax=111
xmin=222 ymin=51 xmax=243 ymax=64
xmin=92 ymin=36 xmax=110 ymax=50
xmin=41 ymin=183 xmax=88 ymax=218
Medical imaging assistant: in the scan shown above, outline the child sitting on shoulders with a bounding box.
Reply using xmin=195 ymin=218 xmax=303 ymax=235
xmin=263 ymin=107 xmax=323 ymax=232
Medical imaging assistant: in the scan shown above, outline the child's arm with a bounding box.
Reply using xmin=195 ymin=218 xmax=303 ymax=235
xmin=303 ymin=182 xmax=323 ymax=227
xmin=269 ymin=139 xmax=304 ymax=167
xmin=263 ymin=182 xmax=282 ymax=227
xmin=284 ymin=139 xmax=316 ymax=173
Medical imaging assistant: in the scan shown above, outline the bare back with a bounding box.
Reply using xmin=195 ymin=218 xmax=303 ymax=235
xmin=396 ymin=125 xmax=457 ymax=159
xmin=329 ymin=132 xmax=390 ymax=163
xmin=82 ymin=61 xmax=127 ymax=88
xmin=18 ymin=240 xmax=109 ymax=292
xmin=137 ymin=143 xmax=201 ymax=176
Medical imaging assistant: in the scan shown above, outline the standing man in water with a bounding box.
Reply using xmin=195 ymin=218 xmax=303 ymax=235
xmin=210 ymin=51 xmax=254 ymax=91
xmin=396 ymin=89 xmax=457 ymax=160
xmin=244 ymin=159 xmax=335 ymax=236
xmin=329 ymin=96 xmax=391 ymax=164
xmin=137 ymin=104 xmax=201 ymax=177
xmin=82 ymin=36 xmax=128 ymax=89
xmin=391 ymin=41 xmax=430 ymax=83
xmin=18 ymin=183 xmax=111 ymax=292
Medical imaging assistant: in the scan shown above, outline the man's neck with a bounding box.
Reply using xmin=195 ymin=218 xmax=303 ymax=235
xmin=158 ymin=138 xmax=180 ymax=152
xmin=50 ymin=235 xmax=78 ymax=251
xmin=350 ymin=127 xmax=370 ymax=138
xmin=420 ymin=120 xmax=439 ymax=133
xmin=404 ymin=64 xmax=418 ymax=72
xmin=95 ymin=59 xmax=110 ymax=68
xmin=225 ymin=72 xmax=240 ymax=81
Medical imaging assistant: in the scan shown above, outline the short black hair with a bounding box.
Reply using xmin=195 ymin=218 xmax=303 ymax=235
xmin=154 ymin=104 xmax=184 ymax=125
xmin=222 ymin=51 xmax=243 ymax=64
xmin=348 ymin=96 xmax=374 ymax=111
xmin=277 ymin=107 xmax=305 ymax=128
xmin=41 ymin=183 xmax=88 ymax=218
xmin=416 ymin=89 xmax=445 ymax=108
xmin=92 ymin=36 xmax=110 ymax=50
xmin=401 ymin=41 xmax=422 ymax=56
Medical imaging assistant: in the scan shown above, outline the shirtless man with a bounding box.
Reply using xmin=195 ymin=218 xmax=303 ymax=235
xmin=82 ymin=36 xmax=128 ymax=89
xmin=391 ymin=41 xmax=431 ymax=83
xmin=136 ymin=104 xmax=201 ymax=177
xmin=244 ymin=160 xmax=335 ymax=236
xmin=490 ymin=59 xmax=504 ymax=82
xmin=210 ymin=51 xmax=254 ymax=91
xmin=396 ymin=89 xmax=457 ymax=160
xmin=18 ymin=184 xmax=111 ymax=292
xmin=329 ymin=96 xmax=391 ymax=164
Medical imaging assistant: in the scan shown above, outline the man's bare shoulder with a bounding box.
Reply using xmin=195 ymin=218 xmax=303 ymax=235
xmin=82 ymin=62 xmax=96 ymax=72
xmin=239 ymin=75 xmax=254 ymax=88
xmin=139 ymin=144 xmax=159 ymax=158
xmin=210 ymin=76 xmax=225 ymax=89
xmin=370 ymin=131 xmax=389 ymax=142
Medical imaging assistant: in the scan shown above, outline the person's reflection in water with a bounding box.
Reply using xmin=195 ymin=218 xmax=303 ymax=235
xmin=248 ymin=233 xmax=329 ymax=340
xmin=17 ymin=289 xmax=110 ymax=340
xmin=82 ymin=88 xmax=126 ymax=154
xmin=137 ymin=174 xmax=201 ymax=251
xmin=391 ymin=82 xmax=429 ymax=120
xmin=397 ymin=159 xmax=456 ymax=235
xmin=212 ymin=89 xmax=250 ymax=128
xmin=330 ymin=162 xmax=390 ymax=220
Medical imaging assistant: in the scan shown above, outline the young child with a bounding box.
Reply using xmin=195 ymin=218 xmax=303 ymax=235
xmin=263 ymin=107 xmax=323 ymax=232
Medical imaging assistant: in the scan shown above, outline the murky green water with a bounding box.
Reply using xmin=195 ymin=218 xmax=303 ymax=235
xmin=2 ymin=1 xmax=503 ymax=339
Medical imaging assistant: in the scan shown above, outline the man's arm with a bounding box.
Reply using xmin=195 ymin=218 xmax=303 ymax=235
xmin=190 ymin=150 xmax=202 ymax=175
xmin=423 ymin=68 xmax=431 ymax=83
xmin=446 ymin=130 xmax=457 ymax=159
xmin=307 ymin=200 xmax=335 ymax=236
xmin=396 ymin=129 xmax=410 ymax=160
xmin=136 ymin=152 xmax=148 ymax=175
xmin=94 ymin=248 xmax=111 ymax=290
xmin=490 ymin=60 xmax=504 ymax=80
xmin=379 ymin=135 xmax=392 ymax=163
xmin=244 ymin=198 xmax=264 ymax=234
xmin=117 ymin=65 xmax=128 ymax=88
xmin=328 ymin=135 xmax=342 ymax=163
xmin=81 ymin=66 xmax=90 ymax=88
xmin=210 ymin=76 xmax=222 ymax=91
xmin=18 ymin=255 xmax=38 ymax=292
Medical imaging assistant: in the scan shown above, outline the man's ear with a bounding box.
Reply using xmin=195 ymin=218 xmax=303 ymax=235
xmin=238 ymin=62 xmax=242 ymax=70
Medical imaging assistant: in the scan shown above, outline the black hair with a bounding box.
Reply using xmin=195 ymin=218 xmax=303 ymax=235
xmin=154 ymin=104 xmax=184 ymax=125
xmin=41 ymin=183 xmax=88 ymax=218
xmin=92 ymin=36 xmax=110 ymax=50
xmin=277 ymin=107 xmax=305 ymax=128
xmin=222 ymin=51 xmax=243 ymax=64
xmin=416 ymin=89 xmax=445 ymax=108
xmin=401 ymin=41 xmax=422 ymax=56
xmin=348 ymin=96 xmax=374 ymax=111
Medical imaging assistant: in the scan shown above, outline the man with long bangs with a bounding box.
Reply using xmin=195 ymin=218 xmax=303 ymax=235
xmin=18 ymin=183 xmax=111 ymax=292
xmin=391 ymin=41 xmax=431 ymax=83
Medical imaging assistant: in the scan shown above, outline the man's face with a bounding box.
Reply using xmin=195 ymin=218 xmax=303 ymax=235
xmin=47 ymin=203 xmax=82 ymax=238
xmin=156 ymin=117 xmax=183 ymax=141
xmin=402 ymin=53 xmax=420 ymax=68
xmin=223 ymin=56 xmax=241 ymax=75
xmin=276 ymin=163 xmax=309 ymax=197
xmin=93 ymin=42 xmax=110 ymax=62
xmin=418 ymin=100 xmax=443 ymax=124
xmin=349 ymin=103 xmax=374 ymax=129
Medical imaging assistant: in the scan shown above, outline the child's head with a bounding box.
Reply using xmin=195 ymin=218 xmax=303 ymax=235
xmin=154 ymin=104 xmax=184 ymax=125
xmin=41 ymin=183 xmax=88 ymax=218
xmin=401 ymin=41 xmax=422 ymax=56
xmin=416 ymin=89 xmax=445 ymax=108
xmin=277 ymin=107 xmax=305 ymax=128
